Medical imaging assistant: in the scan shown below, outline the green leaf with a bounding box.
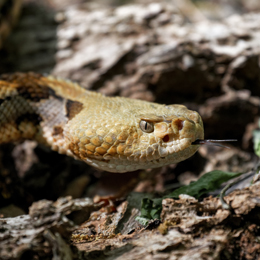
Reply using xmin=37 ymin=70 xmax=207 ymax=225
xmin=165 ymin=170 xmax=242 ymax=199
xmin=138 ymin=170 xmax=242 ymax=222
xmin=253 ymin=119 xmax=260 ymax=157
xmin=140 ymin=198 xmax=162 ymax=220
xmin=117 ymin=192 xmax=154 ymax=230
xmin=135 ymin=216 xmax=150 ymax=226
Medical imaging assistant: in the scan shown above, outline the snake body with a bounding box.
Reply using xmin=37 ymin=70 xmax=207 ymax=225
xmin=0 ymin=73 xmax=203 ymax=172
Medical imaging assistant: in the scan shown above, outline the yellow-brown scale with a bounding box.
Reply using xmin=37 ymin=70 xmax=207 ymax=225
xmin=0 ymin=72 xmax=204 ymax=173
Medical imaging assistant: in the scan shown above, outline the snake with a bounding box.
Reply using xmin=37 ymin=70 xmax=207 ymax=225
xmin=0 ymin=72 xmax=204 ymax=172
xmin=0 ymin=0 xmax=204 ymax=173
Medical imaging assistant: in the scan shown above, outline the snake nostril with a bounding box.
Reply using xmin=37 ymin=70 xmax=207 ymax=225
xmin=163 ymin=135 xmax=170 ymax=142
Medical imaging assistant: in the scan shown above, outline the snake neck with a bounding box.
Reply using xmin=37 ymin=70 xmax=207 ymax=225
xmin=0 ymin=72 xmax=97 ymax=155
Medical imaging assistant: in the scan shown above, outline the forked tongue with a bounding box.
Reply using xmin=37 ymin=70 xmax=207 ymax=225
xmin=192 ymin=139 xmax=237 ymax=149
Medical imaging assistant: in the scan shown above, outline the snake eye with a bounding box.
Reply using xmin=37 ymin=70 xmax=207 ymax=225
xmin=139 ymin=120 xmax=154 ymax=133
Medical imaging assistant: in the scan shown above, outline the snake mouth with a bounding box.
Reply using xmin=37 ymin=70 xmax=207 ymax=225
xmin=192 ymin=139 xmax=237 ymax=148
xmin=161 ymin=137 xmax=193 ymax=155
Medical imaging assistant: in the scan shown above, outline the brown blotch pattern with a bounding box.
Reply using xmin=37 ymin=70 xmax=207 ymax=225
xmin=1 ymin=72 xmax=63 ymax=102
xmin=17 ymin=85 xmax=62 ymax=102
xmin=52 ymin=126 xmax=64 ymax=136
xmin=16 ymin=113 xmax=42 ymax=127
xmin=66 ymin=100 xmax=83 ymax=120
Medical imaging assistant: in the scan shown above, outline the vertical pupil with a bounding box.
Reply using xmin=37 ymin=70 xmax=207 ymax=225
xmin=145 ymin=122 xmax=148 ymax=130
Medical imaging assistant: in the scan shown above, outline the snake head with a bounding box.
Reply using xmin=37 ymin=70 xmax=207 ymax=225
xmin=135 ymin=104 xmax=204 ymax=164
xmin=66 ymin=100 xmax=204 ymax=172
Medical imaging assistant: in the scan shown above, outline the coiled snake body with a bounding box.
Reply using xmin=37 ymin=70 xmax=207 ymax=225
xmin=0 ymin=73 xmax=203 ymax=172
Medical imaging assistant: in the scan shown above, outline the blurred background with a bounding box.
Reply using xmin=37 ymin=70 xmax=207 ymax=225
xmin=0 ymin=0 xmax=259 ymax=215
